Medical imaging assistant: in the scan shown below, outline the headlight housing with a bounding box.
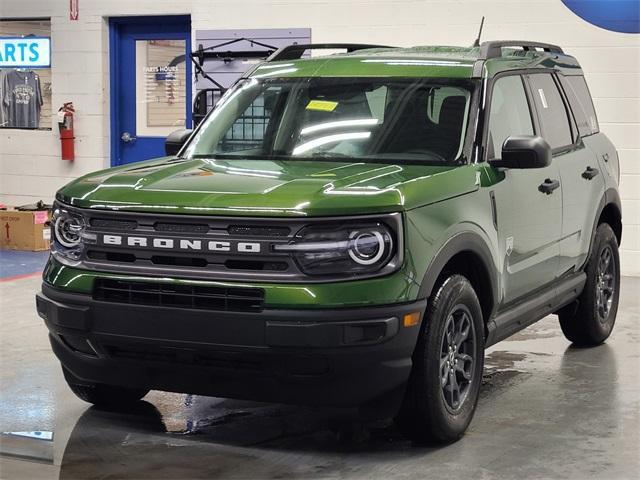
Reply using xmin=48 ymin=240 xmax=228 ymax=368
xmin=51 ymin=205 xmax=90 ymax=262
xmin=274 ymin=217 xmax=401 ymax=277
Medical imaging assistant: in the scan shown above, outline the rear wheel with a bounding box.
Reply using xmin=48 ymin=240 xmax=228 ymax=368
xmin=558 ymin=223 xmax=620 ymax=346
xmin=395 ymin=274 xmax=484 ymax=444
xmin=63 ymin=368 xmax=149 ymax=406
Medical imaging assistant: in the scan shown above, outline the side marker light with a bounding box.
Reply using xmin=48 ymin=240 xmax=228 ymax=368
xmin=403 ymin=312 xmax=421 ymax=328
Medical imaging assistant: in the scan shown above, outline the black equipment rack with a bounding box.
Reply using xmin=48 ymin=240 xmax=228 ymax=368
xmin=189 ymin=37 xmax=279 ymax=126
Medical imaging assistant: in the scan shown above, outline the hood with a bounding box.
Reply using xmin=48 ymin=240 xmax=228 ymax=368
xmin=57 ymin=157 xmax=480 ymax=217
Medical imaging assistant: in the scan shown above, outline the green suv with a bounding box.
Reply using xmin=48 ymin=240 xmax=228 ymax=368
xmin=37 ymin=41 xmax=622 ymax=444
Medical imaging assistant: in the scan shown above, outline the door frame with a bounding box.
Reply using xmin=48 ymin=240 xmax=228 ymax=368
xmin=109 ymin=15 xmax=192 ymax=167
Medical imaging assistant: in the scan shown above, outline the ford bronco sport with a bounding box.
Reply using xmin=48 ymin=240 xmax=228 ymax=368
xmin=37 ymin=41 xmax=622 ymax=444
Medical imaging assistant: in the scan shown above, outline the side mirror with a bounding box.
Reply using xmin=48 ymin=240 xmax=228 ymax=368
xmin=489 ymin=135 xmax=552 ymax=169
xmin=165 ymin=129 xmax=193 ymax=156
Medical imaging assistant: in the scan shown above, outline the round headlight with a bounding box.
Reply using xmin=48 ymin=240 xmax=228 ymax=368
xmin=53 ymin=211 xmax=84 ymax=248
xmin=273 ymin=219 xmax=398 ymax=277
xmin=348 ymin=230 xmax=385 ymax=265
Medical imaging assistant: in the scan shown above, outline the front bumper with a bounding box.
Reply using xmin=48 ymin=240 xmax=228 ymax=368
xmin=37 ymin=283 xmax=426 ymax=410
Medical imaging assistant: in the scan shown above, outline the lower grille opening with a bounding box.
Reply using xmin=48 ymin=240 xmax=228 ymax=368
xmin=102 ymin=343 xmax=330 ymax=376
xmin=103 ymin=344 xmax=265 ymax=372
xmin=93 ymin=278 xmax=264 ymax=312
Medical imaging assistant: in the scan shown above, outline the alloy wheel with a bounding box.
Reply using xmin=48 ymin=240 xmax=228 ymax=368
xmin=440 ymin=305 xmax=476 ymax=412
xmin=596 ymin=245 xmax=615 ymax=323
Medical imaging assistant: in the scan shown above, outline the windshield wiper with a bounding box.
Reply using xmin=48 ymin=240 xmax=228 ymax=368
xmin=302 ymin=152 xmax=354 ymax=159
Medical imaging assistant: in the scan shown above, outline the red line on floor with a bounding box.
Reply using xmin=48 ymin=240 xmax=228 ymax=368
xmin=0 ymin=271 xmax=42 ymax=283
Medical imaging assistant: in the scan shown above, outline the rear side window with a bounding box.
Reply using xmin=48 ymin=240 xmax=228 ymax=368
xmin=560 ymin=75 xmax=599 ymax=136
xmin=486 ymin=75 xmax=534 ymax=159
xmin=527 ymin=74 xmax=573 ymax=150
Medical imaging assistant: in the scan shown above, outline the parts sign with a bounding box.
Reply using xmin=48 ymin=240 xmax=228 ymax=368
xmin=0 ymin=38 xmax=51 ymax=68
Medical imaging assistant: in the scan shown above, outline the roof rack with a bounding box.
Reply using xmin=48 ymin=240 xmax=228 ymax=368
xmin=472 ymin=40 xmax=565 ymax=77
xmin=478 ymin=40 xmax=564 ymax=60
xmin=266 ymin=43 xmax=395 ymax=62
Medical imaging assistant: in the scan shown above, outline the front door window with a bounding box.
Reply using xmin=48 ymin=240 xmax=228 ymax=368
xmin=486 ymin=75 xmax=534 ymax=159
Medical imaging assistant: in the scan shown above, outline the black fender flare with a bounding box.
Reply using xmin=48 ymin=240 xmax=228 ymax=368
xmin=582 ymin=187 xmax=622 ymax=269
xmin=603 ymin=187 xmax=622 ymax=239
xmin=417 ymin=231 xmax=499 ymax=319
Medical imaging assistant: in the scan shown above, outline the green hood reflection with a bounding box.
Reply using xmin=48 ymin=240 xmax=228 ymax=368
xmin=57 ymin=157 xmax=479 ymax=217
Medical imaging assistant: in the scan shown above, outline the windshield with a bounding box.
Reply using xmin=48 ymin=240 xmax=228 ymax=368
xmin=184 ymin=77 xmax=475 ymax=164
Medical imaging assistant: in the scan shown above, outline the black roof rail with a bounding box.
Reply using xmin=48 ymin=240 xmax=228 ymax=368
xmin=266 ymin=43 xmax=395 ymax=62
xmin=478 ymin=40 xmax=564 ymax=60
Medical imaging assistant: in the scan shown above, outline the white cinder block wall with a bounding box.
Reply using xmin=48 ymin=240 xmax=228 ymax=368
xmin=0 ymin=0 xmax=638 ymax=275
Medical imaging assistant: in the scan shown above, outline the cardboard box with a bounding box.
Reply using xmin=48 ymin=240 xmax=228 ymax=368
xmin=0 ymin=209 xmax=51 ymax=251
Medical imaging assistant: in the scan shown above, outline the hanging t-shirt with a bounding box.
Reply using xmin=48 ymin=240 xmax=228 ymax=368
xmin=0 ymin=70 xmax=8 ymax=127
xmin=2 ymin=70 xmax=43 ymax=128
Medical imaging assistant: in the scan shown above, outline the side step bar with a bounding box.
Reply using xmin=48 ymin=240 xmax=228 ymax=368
xmin=485 ymin=272 xmax=586 ymax=347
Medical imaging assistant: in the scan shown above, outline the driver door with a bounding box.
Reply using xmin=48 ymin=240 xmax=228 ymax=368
xmin=487 ymin=74 xmax=563 ymax=305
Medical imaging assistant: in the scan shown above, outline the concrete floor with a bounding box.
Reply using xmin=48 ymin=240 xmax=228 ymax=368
xmin=0 ymin=273 xmax=638 ymax=479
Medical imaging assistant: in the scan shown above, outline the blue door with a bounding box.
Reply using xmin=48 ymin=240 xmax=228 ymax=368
xmin=110 ymin=16 xmax=191 ymax=166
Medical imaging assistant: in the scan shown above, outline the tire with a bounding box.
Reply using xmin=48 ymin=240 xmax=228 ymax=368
xmin=558 ymin=223 xmax=620 ymax=346
xmin=63 ymin=368 xmax=149 ymax=407
xmin=395 ymin=274 xmax=484 ymax=444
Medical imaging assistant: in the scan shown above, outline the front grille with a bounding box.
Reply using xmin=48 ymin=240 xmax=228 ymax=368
xmin=85 ymin=248 xmax=289 ymax=271
xmin=90 ymin=218 xmax=138 ymax=230
xmin=87 ymin=251 xmax=136 ymax=263
xmin=56 ymin=205 xmax=400 ymax=282
xmin=74 ymin=208 xmax=305 ymax=281
xmin=93 ymin=278 xmax=264 ymax=312
xmin=154 ymin=222 xmax=209 ymax=233
xmin=227 ymin=225 xmax=291 ymax=237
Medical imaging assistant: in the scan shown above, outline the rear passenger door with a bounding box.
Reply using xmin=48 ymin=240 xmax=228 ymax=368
xmin=526 ymin=73 xmax=604 ymax=275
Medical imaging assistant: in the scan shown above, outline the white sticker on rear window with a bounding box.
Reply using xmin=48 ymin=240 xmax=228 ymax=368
xmin=538 ymin=88 xmax=548 ymax=109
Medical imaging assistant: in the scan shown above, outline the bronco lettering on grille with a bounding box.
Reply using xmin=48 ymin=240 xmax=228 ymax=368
xmin=101 ymin=234 xmax=261 ymax=253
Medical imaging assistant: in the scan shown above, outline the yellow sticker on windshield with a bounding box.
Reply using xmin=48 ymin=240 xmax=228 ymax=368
xmin=306 ymin=100 xmax=338 ymax=112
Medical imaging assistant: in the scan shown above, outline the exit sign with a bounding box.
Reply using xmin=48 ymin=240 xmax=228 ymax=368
xmin=0 ymin=37 xmax=51 ymax=68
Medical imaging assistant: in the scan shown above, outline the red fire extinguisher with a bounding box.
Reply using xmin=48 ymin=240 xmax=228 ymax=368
xmin=58 ymin=102 xmax=75 ymax=161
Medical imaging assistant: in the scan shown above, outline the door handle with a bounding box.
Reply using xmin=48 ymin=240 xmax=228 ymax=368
xmin=538 ymin=178 xmax=560 ymax=195
xmin=121 ymin=132 xmax=136 ymax=143
xmin=582 ymin=166 xmax=600 ymax=180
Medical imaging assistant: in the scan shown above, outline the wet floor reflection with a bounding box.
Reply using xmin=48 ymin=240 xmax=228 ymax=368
xmin=2 ymin=276 xmax=639 ymax=478
xmin=0 ymin=337 xmax=635 ymax=479
xmin=53 ymin=332 xmax=639 ymax=479
xmin=52 ymin=352 xmax=540 ymax=479
xmin=58 ymin=399 xmax=419 ymax=479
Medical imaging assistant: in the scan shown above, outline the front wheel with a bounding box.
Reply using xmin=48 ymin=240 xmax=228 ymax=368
xmin=395 ymin=274 xmax=484 ymax=444
xmin=558 ymin=223 xmax=620 ymax=346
